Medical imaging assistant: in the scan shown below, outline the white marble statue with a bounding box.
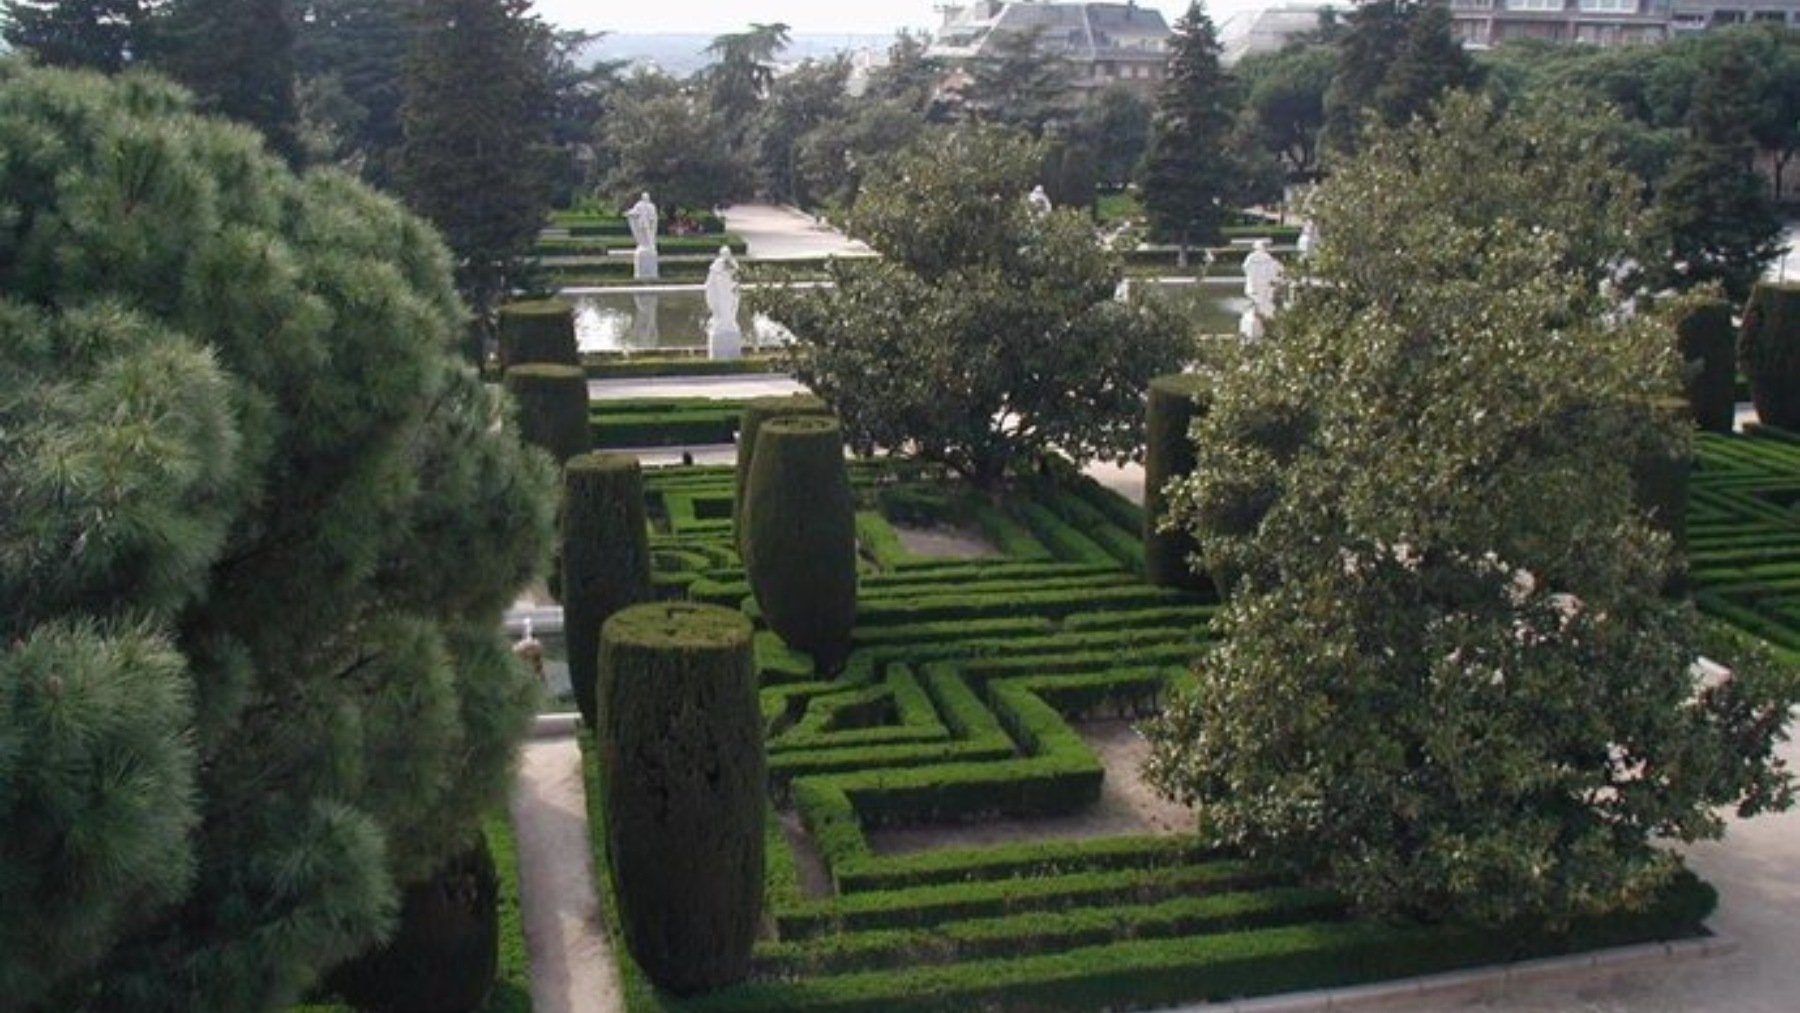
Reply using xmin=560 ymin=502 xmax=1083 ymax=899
xmin=627 ymin=193 xmax=659 ymax=280
xmin=1297 ymin=220 xmax=1319 ymax=260
xmin=1242 ymin=239 xmax=1285 ymax=318
xmin=626 ymin=192 xmax=658 ymax=251
xmin=1027 ymin=184 xmax=1053 ymax=217
xmin=705 ymin=246 xmax=743 ymax=360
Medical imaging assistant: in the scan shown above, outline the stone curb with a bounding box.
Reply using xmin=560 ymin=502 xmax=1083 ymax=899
xmin=531 ymin=712 xmax=580 ymax=740
xmin=1163 ymin=932 xmax=1737 ymax=1012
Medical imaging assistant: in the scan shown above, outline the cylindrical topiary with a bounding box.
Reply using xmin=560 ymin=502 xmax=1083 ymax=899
xmin=733 ymin=393 xmax=830 ymax=553
xmin=743 ymin=415 xmax=858 ymax=674
xmin=1740 ymin=281 xmax=1800 ymax=431
xmin=324 ymin=837 xmax=499 ymax=1013
xmin=504 ymin=364 xmax=590 ymax=464
xmin=599 ymin=603 xmax=763 ymax=996
xmin=498 ymin=298 xmax=580 ymax=369
xmin=1145 ymin=373 xmax=1216 ymax=596
xmin=562 ymin=453 xmax=652 ymax=728
xmin=1674 ymin=298 xmax=1738 ymax=434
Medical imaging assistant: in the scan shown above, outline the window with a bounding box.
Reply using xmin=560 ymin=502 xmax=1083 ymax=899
xmin=1578 ymin=0 xmax=1636 ymax=12
xmin=1506 ymin=0 xmax=1565 ymax=11
xmin=1752 ymin=10 xmax=1788 ymax=21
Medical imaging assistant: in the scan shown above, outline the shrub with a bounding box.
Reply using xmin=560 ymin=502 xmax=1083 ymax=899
xmin=498 ymin=299 xmax=580 ymax=368
xmin=1740 ymin=282 xmax=1800 ymax=430
xmin=744 ymin=416 xmax=859 ymax=674
xmin=1145 ymin=374 xmax=1216 ymax=594
xmin=504 ymin=364 xmax=590 ymax=464
xmin=562 ymin=453 xmax=652 ymax=728
xmin=1673 ymin=298 xmax=1738 ymax=434
xmin=324 ymin=838 xmax=499 ymax=1013
xmin=598 ymin=603 xmax=763 ymax=995
xmin=733 ymin=393 xmax=830 ymax=551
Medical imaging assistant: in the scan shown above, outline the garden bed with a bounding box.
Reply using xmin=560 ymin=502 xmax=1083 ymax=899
xmin=578 ymin=455 xmax=1726 ymax=1012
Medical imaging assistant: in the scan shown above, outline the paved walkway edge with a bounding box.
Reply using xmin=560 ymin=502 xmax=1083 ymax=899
xmin=1167 ymin=932 xmax=1738 ymax=1012
xmin=510 ymin=736 xmax=624 ymax=1013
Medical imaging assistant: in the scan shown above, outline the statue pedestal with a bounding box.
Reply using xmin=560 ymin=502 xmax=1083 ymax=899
xmin=708 ymin=324 xmax=743 ymax=361
xmin=634 ymin=247 xmax=659 ymax=281
xmin=1238 ymin=308 xmax=1265 ymax=342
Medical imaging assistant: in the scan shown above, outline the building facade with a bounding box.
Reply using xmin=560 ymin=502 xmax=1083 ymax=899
xmin=928 ymin=1 xmax=1174 ymax=98
xmin=1451 ymin=0 xmax=1798 ymax=46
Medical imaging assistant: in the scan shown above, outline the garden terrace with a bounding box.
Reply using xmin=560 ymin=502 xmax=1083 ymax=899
xmin=582 ymin=456 xmax=1722 ymax=1012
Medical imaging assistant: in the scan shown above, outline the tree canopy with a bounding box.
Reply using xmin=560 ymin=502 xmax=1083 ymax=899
xmin=399 ymin=0 xmax=555 ymax=328
xmin=0 ymin=60 xmax=553 ymax=1009
xmin=1147 ymin=93 xmax=1797 ymax=927
xmin=1140 ymin=1 xmax=1241 ymax=256
xmin=756 ymin=127 xmax=1187 ymax=489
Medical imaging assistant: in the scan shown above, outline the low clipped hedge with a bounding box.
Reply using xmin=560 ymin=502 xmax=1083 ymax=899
xmin=1741 ymin=281 xmax=1800 ymax=429
xmin=1674 ymin=298 xmax=1738 ymax=433
xmin=504 ymin=364 xmax=590 ymax=463
xmin=1145 ymin=373 xmax=1214 ymax=594
xmin=599 ymin=603 xmax=764 ymax=995
xmin=743 ymin=416 xmax=858 ymax=674
xmin=583 ymin=355 xmax=784 ymax=379
xmin=498 ymin=298 xmax=579 ymax=368
xmin=562 ymin=453 xmax=652 ymax=728
xmin=536 ymin=235 xmax=748 ymax=256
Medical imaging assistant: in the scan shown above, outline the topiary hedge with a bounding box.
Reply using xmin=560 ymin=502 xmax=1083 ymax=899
xmin=562 ymin=453 xmax=652 ymax=728
xmin=1674 ymin=298 xmax=1738 ymax=434
xmin=598 ymin=602 xmax=764 ymax=996
xmin=498 ymin=299 xmax=580 ymax=369
xmin=1740 ymin=282 xmax=1800 ymax=430
xmin=733 ymin=393 xmax=830 ymax=551
xmin=504 ymin=364 xmax=590 ymax=464
xmin=323 ymin=837 xmax=500 ymax=1013
xmin=1145 ymin=374 xmax=1215 ymax=595
xmin=743 ymin=416 xmax=858 ymax=674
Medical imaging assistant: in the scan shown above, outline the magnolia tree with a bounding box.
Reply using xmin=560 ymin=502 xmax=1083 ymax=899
xmin=0 ymin=64 xmax=554 ymax=1008
xmin=1146 ymin=93 xmax=1798 ymax=926
xmin=755 ymin=127 xmax=1187 ymax=489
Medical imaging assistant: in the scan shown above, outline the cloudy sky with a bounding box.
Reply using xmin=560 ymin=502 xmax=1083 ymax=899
xmin=532 ymin=0 xmax=1272 ymax=36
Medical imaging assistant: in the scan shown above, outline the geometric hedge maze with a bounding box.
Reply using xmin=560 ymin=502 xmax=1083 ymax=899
xmin=583 ymin=457 xmax=1721 ymax=1012
xmin=1691 ymin=427 xmax=1800 ymax=664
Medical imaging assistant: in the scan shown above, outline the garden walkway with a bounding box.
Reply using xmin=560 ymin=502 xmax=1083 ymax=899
xmin=718 ymin=203 xmax=873 ymax=261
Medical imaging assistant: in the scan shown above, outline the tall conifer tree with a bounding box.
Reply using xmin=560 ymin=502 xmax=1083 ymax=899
xmin=1140 ymin=1 xmax=1239 ymax=264
xmin=399 ymin=0 xmax=554 ymax=333
xmin=155 ymin=0 xmax=302 ymax=162
xmin=1 ymin=0 xmax=150 ymax=72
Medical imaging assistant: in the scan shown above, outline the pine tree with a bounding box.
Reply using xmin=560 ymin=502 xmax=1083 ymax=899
xmin=0 ymin=63 xmax=554 ymax=1010
xmin=292 ymin=0 xmax=416 ymax=185
xmin=1374 ymin=0 xmax=1479 ymax=127
xmin=1322 ymin=0 xmax=1474 ymax=158
xmin=1140 ymin=1 xmax=1238 ymax=263
xmin=1655 ymin=40 xmax=1782 ymax=302
xmin=153 ymin=0 xmax=302 ymax=163
xmin=399 ymin=0 xmax=554 ymax=331
xmin=1 ymin=0 xmax=153 ymax=72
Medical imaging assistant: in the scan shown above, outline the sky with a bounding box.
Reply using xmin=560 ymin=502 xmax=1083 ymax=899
xmin=534 ymin=0 xmax=1272 ymax=37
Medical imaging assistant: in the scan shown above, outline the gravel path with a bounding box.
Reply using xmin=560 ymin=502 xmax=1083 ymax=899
xmin=511 ymin=738 xmax=624 ymax=1013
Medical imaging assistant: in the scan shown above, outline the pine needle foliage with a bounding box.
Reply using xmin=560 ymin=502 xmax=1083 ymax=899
xmin=0 ymin=62 xmax=555 ymax=1010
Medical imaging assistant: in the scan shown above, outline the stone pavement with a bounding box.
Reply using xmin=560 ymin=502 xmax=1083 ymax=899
xmin=719 ymin=203 xmax=873 ymax=261
xmin=511 ymin=738 xmax=623 ymax=1013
